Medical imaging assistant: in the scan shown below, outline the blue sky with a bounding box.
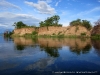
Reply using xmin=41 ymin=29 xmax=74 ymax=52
xmin=0 ymin=0 xmax=100 ymax=32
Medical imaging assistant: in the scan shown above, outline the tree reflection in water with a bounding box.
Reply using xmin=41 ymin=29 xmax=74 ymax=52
xmin=92 ymin=40 xmax=100 ymax=56
xmin=3 ymin=36 xmax=13 ymax=42
xmin=15 ymin=44 xmax=25 ymax=50
xmin=70 ymin=39 xmax=91 ymax=55
xmin=13 ymin=37 xmax=93 ymax=56
xmin=40 ymin=45 xmax=60 ymax=57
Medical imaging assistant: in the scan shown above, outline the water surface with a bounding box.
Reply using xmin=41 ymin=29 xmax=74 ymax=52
xmin=0 ymin=36 xmax=100 ymax=75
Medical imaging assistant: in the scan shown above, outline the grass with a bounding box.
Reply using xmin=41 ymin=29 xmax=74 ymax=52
xmin=12 ymin=32 xmax=100 ymax=40
xmin=91 ymin=35 xmax=100 ymax=40
xmin=12 ymin=33 xmax=89 ymax=39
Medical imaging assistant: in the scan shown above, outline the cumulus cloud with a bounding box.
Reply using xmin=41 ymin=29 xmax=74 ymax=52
xmin=38 ymin=0 xmax=52 ymax=3
xmin=24 ymin=1 xmax=56 ymax=14
xmin=55 ymin=0 xmax=61 ymax=6
xmin=0 ymin=0 xmax=21 ymax=10
xmin=0 ymin=12 xmax=41 ymax=28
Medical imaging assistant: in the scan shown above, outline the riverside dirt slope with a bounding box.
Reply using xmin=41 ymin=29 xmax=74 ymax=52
xmin=91 ymin=25 xmax=100 ymax=35
xmin=14 ymin=26 xmax=91 ymax=36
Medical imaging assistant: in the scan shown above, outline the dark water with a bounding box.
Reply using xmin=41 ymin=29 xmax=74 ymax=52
xmin=0 ymin=36 xmax=100 ymax=75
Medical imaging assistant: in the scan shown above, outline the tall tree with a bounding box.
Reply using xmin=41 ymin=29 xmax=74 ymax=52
xmin=39 ymin=15 xmax=62 ymax=27
xmin=13 ymin=21 xmax=27 ymax=29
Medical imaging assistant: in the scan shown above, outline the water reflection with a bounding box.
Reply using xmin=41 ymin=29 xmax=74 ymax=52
xmin=1 ymin=37 xmax=100 ymax=75
xmin=92 ymin=40 xmax=100 ymax=56
xmin=3 ymin=35 xmax=12 ymax=42
xmin=25 ymin=57 xmax=55 ymax=70
xmin=13 ymin=37 xmax=92 ymax=55
xmin=40 ymin=46 xmax=60 ymax=57
xmin=13 ymin=37 xmax=36 ymax=50
xmin=69 ymin=39 xmax=91 ymax=55
xmin=15 ymin=44 xmax=25 ymax=50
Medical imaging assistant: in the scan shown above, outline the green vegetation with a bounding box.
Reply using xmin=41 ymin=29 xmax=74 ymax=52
xmin=70 ymin=19 xmax=92 ymax=30
xmin=81 ymin=32 xmax=86 ymax=36
xmin=13 ymin=21 xmax=36 ymax=29
xmin=39 ymin=15 xmax=62 ymax=27
xmin=13 ymin=21 xmax=27 ymax=29
xmin=32 ymin=31 xmax=38 ymax=35
xmin=4 ymin=31 xmax=13 ymax=37
xmin=11 ymin=15 xmax=100 ymax=39
xmin=91 ymin=35 xmax=100 ymax=39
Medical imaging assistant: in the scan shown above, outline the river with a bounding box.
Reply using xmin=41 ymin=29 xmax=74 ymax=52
xmin=0 ymin=36 xmax=100 ymax=75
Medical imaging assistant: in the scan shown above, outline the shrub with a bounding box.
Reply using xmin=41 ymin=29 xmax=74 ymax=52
xmin=58 ymin=31 xmax=62 ymax=35
xmin=52 ymin=33 xmax=56 ymax=35
xmin=32 ymin=31 xmax=38 ymax=35
xmin=81 ymin=32 xmax=86 ymax=36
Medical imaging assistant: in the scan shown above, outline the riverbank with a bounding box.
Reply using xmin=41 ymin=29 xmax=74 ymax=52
xmin=13 ymin=25 xmax=91 ymax=37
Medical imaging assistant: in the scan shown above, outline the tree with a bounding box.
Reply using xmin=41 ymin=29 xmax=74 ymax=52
xmin=82 ymin=20 xmax=92 ymax=30
xmin=94 ymin=18 xmax=100 ymax=26
xmin=70 ymin=19 xmax=92 ymax=30
xmin=39 ymin=15 xmax=61 ymax=27
xmin=52 ymin=15 xmax=60 ymax=26
xmin=13 ymin=21 xmax=27 ymax=29
xmin=39 ymin=21 xmax=45 ymax=27
xmin=70 ymin=19 xmax=82 ymax=26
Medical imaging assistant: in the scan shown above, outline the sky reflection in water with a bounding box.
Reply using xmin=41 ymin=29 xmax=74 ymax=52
xmin=0 ymin=36 xmax=100 ymax=75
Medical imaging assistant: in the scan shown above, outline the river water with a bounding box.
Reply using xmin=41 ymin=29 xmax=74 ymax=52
xmin=0 ymin=36 xmax=100 ymax=75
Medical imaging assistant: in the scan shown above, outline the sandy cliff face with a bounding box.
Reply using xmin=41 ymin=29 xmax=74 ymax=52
xmin=14 ymin=28 xmax=35 ymax=36
xmin=14 ymin=26 xmax=91 ymax=36
xmin=38 ymin=26 xmax=90 ymax=36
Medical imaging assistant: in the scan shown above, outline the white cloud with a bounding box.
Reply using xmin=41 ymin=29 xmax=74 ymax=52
xmin=25 ymin=1 xmax=56 ymax=15
xmin=55 ymin=0 xmax=61 ymax=6
xmin=38 ymin=0 xmax=52 ymax=3
xmin=0 ymin=12 xmax=41 ymax=28
xmin=60 ymin=10 xmax=69 ymax=16
xmin=0 ymin=24 xmax=8 ymax=27
xmin=46 ymin=0 xmax=52 ymax=3
xmin=98 ymin=0 xmax=100 ymax=2
xmin=76 ymin=7 xmax=100 ymax=16
xmin=88 ymin=7 xmax=100 ymax=13
xmin=0 ymin=0 xmax=21 ymax=10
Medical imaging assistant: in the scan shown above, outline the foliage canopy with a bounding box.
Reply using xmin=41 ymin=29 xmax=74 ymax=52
xmin=39 ymin=15 xmax=62 ymax=27
xmin=70 ymin=19 xmax=92 ymax=30
xmin=13 ymin=21 xmax=27 ymax=29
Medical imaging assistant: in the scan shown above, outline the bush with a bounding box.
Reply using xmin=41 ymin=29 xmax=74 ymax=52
xmin=81 ymin=32 xmax=86 ymax=36
xmin=70 ymin=19 xmax=92 ymax=30
xmin=52 ymin=33 xmax=56 ymax=35
xmin=58 ymin=31 xmax=62 ymax=35
xmin=32 ymin=31 xmax=38 ymax=35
